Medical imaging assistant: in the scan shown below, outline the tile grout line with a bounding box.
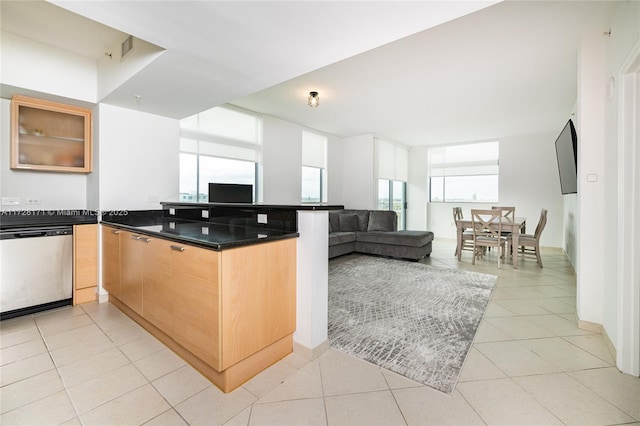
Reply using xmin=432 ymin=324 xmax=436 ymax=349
xmin=34 ymin=312 xmax=85 ymax=426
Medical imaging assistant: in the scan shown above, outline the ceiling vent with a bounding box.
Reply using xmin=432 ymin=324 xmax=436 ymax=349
xmin=121 ymin=35 xmax=134 ymax=61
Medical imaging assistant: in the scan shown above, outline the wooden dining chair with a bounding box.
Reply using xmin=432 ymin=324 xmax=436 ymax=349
xmin=452 ymin=207 xmax=474 ymax=256
xmin=491 ymin=206 xmax=515 ymax=221
xmin=508 ymin=208 xmax=547 ymax=268
xmin=491 ymin=206 xmax=516 ymax=238
xmin=471 ymin=209 xmax=509 ymax=268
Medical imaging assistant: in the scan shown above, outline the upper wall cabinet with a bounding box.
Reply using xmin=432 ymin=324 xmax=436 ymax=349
xmin=10 ymin=95 xmax=93 ymax=173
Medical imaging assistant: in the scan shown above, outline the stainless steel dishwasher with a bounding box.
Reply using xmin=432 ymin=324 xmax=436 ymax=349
xmin=0 ymin=225 xmax=73 ymax=320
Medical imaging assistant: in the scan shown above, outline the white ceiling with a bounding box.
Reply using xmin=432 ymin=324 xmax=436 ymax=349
xmin=2 ymin=1 xmax=615 ymax=146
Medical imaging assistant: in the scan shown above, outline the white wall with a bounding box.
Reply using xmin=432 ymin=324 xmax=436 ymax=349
xmin=97 ymin=36 xmax=165 ymax=101
xmin=327 ymin=135 xmax=343 ymax=205
xmin=599 ymin=0 xmax=640 ymax=358
xmin=261 ymin=115 xmax=345 ymax=206
xmin=576 ymin=29 xmax=607 ymax=327
xmin=262 ymin=115 xmax=303 ymax=205
xmin=1 ymin=31 xmax=97 ymax=103
xmin=0 ymin=98 xmax=89 ymax=210
xmin=340 ymin=134 xmax=376 ymax=209
xmin=421 ymin=133 xmax=565 ymax=247
xmin=96 ymin=104 xmax=179 ymax=210
xmin=407 ymin=145 xmax=429 ymax=231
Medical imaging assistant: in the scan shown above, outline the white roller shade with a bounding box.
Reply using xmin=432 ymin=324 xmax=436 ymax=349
xmin=377 ymin=139 xmax=409 ymax=182
xmin=395 ymin=147 xmax=409 ymax=181
xmin=199 ymin=140 xmax=259 ymax=162
xmin=429 ymin=142 xmax=498 ymax=177
xmin=179 ymin=105 xmax=262 ymax=162
xmin=302 ymin=130 xmax=327 ymax=168
xmin=197 ymin=106 xmax=260 ymax=144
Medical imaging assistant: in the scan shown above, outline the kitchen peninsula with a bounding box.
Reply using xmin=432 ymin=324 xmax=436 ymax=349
xmin=101 ymin=202 xmax=342 ymax=392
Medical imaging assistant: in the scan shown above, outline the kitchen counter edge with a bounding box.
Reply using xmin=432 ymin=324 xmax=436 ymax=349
xmin=100 ymin=220 xmax=299 ymax=251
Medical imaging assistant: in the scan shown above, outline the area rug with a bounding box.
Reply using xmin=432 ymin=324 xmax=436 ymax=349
xmin=328 ymin=256 xmax=497 ymax=394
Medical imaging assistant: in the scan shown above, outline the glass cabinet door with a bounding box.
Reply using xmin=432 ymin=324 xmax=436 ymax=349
xmin=10 ymin=95 xmax=92 ymax=173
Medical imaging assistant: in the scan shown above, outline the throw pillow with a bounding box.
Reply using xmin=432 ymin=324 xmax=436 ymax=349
xmin=328 ymin=211 xmax=340 ymax=233
xmin=338 ymin=214 xmax=359 ymax=232
xmin=367 ymin=210 xmax=397 ymax=232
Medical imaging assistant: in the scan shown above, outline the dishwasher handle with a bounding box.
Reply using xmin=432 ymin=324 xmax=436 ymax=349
xmin=13 ymin=231 xmax=49 ymax=239
xmin=0 ymin=226 xmax=73 ymax=240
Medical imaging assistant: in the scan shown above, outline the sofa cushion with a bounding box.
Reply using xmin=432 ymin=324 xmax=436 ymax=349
xmin=328 ymin=211 xmax=340 ymax=233
xmin=341 ymin=209 xmax=370 ymax=232
xmin=356 ymin=230 xmax=434 ymax=248
xmin=338 ymin=214 xmax=359 ymax=232
xmin=329 ymin=231 xmax=357 ymax=246
xmin=367 ymin=211 xmax=397 ymax=232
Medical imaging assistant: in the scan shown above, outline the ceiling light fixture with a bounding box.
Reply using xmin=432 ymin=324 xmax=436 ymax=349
xmin=308 ymin=91 xmax=319 ymax=107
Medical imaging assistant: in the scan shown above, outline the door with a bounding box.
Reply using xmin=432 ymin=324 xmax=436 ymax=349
xmin=101 ymin=225 xmax=121 ymax=298
xmin=120 ymin=231 xmax=143 ymax=315
xmin=378 ymin=179 xmax=407 ymax=230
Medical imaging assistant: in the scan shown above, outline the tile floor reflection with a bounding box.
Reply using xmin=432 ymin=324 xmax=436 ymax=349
xmin=1 ymin=239 xmax=639 ymax=425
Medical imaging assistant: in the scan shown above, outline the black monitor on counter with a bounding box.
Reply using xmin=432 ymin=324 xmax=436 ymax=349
xmin=208 ymin=183 xmax=253 ymax=203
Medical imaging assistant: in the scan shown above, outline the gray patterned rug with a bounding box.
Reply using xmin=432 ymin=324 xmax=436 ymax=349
xmin=328 ymin=256 xmax=496 ymax=394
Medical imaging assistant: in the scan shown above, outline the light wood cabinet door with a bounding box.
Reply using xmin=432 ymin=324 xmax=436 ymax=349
xmin=101 ymin=225 xmax=121 ymax=298
xmin=73 ymin=224 xmax=98 ymax=305
xmin=220 ymin=239 xmax=296 ymax=369
xmin=141 ymin=237 xmax=173 ymax=336
xmin=120 ymin=231 xmax=144 ymax=315
xmin=171 ymin=242 xmax=221 ymax=369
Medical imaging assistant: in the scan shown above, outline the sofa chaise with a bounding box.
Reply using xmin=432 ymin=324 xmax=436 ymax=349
xmin=328 ymin=209 xmax=434 ymax=260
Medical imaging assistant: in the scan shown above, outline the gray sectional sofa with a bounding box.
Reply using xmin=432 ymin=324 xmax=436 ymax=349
xmin=328 ymin=209 xmax=434 ymax=260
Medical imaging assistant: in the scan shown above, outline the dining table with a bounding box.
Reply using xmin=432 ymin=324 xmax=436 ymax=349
xmin=455 ymin=216 xmax=527 ymax=268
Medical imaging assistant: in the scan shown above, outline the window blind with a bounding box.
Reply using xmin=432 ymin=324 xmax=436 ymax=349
xmin=180 ymin=105 xmax=262 ymax=162
xmin=377 ymin=138 xmax=408 ymax=182
xmin=302 ymin=130 xmax=327 ymax=169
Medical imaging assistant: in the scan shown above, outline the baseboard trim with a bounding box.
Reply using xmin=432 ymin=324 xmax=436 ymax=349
xmin=601 ymin=324 xmax=618 ymax=363
xmin=294 ymin=340 xmax=330 ymax=360
xmin=578 ymin=317 xmax=617 ymax=365
xmin=577 ymin=318 xmax=603 ymax=333
xmin=110 ymin=296 xmax=293 ymax=393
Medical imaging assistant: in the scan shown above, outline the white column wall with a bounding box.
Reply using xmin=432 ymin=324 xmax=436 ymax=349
xmin=576 ymin=29 xmax=606 ymax=326
xmin=407 ymin=146 xmax=429 ymax=231
xmin=95 ymin=104 xmax=179 ymax=211
xmin=327 ymin=135 xmax=343 ymax=205
xmin=601 ymin=0 xmax=640 ymax=371
xmin=294 ymin=210 xmax=329 ymax=357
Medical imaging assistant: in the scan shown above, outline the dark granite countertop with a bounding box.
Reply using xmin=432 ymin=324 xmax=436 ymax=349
xmin=102 ymin=203 xmax=335 ymax=250
xmin=160 ymin=201 xmax=344 ymax=211
xmin=101 ymin=218 xmax=298 ymax=251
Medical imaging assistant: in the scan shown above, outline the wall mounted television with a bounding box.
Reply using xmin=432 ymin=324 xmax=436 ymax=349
xmin=208 ymin=183 xmax=253 ymax=203
xmin=554 ymin=119 xmax=578 ymax=194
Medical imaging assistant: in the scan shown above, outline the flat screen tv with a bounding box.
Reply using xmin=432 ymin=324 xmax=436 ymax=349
xmin=554 ymin=119 xmax=578 ymax=194
xmin=208 ymin=183 xmax=253 ymax=203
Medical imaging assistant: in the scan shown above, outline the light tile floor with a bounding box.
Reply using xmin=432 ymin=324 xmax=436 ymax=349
xmin=1 ymin=239 xmax=639 ymax=425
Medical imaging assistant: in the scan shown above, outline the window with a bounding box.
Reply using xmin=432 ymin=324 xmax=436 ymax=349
xmin=377 ymin=139 xmax=408 ymax=230
xmin=301 ymin=130 xmax=327 ymax=203
xmin=378 ymin=179 xmax=407 ymax=230
xmin=179 ymin=106 xmax=261 ymax=202
xmin=428 ymin=141 xmax=499 ymax=203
